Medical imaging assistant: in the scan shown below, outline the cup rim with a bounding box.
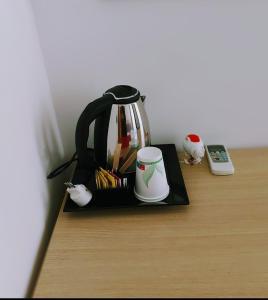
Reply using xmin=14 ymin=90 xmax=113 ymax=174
xmin=134 ymin=185 xmax=170 ymax=202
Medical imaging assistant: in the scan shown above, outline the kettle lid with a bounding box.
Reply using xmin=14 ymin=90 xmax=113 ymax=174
xmin=104 ymin=85 xmax=140 ymax=104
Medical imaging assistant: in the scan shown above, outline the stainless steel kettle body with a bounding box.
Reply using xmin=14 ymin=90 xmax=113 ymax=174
xmin=106 ymin=98 xmax=150 ymax=173
xmin=75 ymin=85 xmax=151 ymax=174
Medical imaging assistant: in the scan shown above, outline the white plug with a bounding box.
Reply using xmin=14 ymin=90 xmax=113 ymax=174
xmin=65 ymin=183 xmax=92 ymax=207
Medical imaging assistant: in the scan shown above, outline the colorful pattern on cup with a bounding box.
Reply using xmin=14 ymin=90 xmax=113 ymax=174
xmin=137 ymin=158 xmax=164 ymax=188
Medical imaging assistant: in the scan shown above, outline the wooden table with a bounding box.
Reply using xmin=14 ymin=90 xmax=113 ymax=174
xmin=33 ymin=148 xmax=268 ymax=298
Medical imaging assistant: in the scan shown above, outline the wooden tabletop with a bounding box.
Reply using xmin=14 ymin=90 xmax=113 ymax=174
xmin=33 ymin=148 xmax=268 ymax=298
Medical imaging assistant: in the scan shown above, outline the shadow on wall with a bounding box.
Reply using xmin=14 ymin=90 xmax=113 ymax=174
xmin=52 ymin=90 xmax=96 ymax=160
xmin=25 ymin=94 xmax=71 ymax=297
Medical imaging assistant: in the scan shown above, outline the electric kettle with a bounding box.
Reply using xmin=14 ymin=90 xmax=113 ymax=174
xmin=76 ymin=85 xmax=151 ymax=174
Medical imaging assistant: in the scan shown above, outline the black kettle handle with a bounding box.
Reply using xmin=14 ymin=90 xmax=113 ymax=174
xmin=75 ymin=94 xmax=113 ymax=169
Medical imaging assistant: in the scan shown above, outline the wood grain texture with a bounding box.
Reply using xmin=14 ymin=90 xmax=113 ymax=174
xmin=33 ymin=148 xmax=268 ymax=298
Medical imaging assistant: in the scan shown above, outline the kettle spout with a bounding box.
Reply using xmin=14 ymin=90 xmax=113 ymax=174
xmin=141 ymin=95 xmax=146 ymax=102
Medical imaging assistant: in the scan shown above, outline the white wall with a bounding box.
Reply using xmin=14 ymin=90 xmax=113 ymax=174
xmin=31 ymin=0 xmax=268 ymax=156
xmin=0 ymin=0 xmax=64 ymax=297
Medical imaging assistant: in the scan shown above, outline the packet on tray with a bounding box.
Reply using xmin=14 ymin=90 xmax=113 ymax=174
xmin=95 ymin=167 xmax=126 ymax=189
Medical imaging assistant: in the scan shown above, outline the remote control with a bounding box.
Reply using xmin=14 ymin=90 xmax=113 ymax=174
xmin=205 ymin=145 xmax=234 ymax=175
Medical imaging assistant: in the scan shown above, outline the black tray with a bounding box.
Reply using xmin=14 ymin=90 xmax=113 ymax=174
xmin=63 ymin=144 xmax=189 ymax=212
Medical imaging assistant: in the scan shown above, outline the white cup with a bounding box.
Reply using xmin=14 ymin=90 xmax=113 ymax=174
xmin=134 ymin=147 xmax=169 ymax=202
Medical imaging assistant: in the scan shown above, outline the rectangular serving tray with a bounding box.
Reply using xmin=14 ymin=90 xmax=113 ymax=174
xmin=63 ymin=144 xmax=189 ymax=212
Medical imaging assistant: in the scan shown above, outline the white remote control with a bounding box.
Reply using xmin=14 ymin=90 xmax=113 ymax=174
xmin=205 ymin=145 xmax=234 ymax=175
